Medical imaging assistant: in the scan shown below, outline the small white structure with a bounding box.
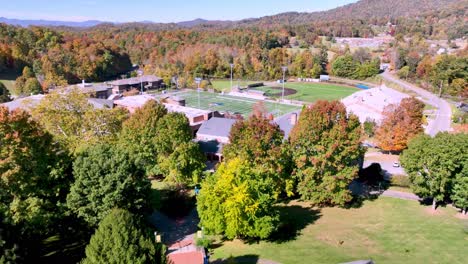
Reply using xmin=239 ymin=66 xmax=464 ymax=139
xmin=319 ymin=75 xmax=330 ymax=82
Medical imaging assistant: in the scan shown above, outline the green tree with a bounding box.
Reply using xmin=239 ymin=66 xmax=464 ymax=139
xmin=223 ymin=115 xmax=293 ymax=196
xmin=197 ymin=158 xmax=279 ymax=239
xmin=82 ymin=209 xmax=165 ymax=264
xmin=159 ymin=141 xmax=206 ymax=184
xmin=401 ymin=133 xmax=468 ymax=211
xmin=0 ymin=81 xmax=10 ymax=103
xmin=119 ymin=100 xmax=167 ymax=176
xmin=13 ymin=66 xmax=41 ymax=95
xmin=0 ymin=107 xmax=70 ymax=234
xmin=363 ymin=118 xmax=376 ymax=137
xmin=451 ymin=172 xmax=468 ymax=215
xmin=397 ymin=65 xmax=410 ymax=79
xmin=331 ymin=55 xmax=358 ymax=78
xmin=66 ymin=144 xmax=151 ymax=226
xmin=23 ymin=77 xmax=42 ymax=95
xmin=289 ymin=101 xmax=364 ymax=206
xmin=32 ymin=87 xmax=127 ymax=154
xmin=154 ymin=112 xmax=193 ymax=157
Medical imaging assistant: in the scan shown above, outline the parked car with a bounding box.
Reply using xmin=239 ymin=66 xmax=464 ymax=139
xmin=392 ymin=162 xmax=400 ymax=168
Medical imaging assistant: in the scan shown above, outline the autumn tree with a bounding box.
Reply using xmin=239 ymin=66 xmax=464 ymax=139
xmin=66 ymin=144 xmax=151 ymax=226
xmin=82 ymin=209 xmax=165 ymax=264
xmin=289 ymin=101 xmax=364 ymax=206
xmin=197 ymin=158 xmax=279 ymax=239
xmin=375 ymin=97 xmax=425 ymax=152
xmin=0 ymin=107 xmax=71 ymax=234
xmin=32 ymin=87 xmax=128 ymax=154
xmin=13 ymin=66 xmax=42 ymax=95
xmin=223 ymin=114 xmax=293 ymax=196
xmin=401 ymin=133 xmax=468 ymax=211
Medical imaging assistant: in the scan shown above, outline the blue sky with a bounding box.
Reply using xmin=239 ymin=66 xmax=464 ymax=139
xmin=0 ymin=0 xmax=357 ymax=22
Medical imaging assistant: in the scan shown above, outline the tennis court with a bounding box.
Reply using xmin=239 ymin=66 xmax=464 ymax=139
xmin=170 ymin=90 xmax=301 ymax=118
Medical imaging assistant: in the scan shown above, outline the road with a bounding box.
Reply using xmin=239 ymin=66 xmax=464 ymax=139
xmin=381 ymin=71 xmax=452 ymax=136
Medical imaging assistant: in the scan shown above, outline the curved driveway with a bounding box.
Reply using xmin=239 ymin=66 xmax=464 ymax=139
xmin=381 ymin=71 xmax=452 ymax=136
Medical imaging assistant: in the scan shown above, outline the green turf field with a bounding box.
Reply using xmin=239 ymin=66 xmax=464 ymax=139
xmin=211 ymin=197 xmax=468 ymax=264
xmin=211 ymin=80 xmax=261 ymax=92
xmin=256 ymin=82 xmax=359 ymax=103
xmin=171 ymin=90 xmax=301 ymax=118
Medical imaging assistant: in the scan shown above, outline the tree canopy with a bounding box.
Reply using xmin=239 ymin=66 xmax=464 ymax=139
xmin=401 ymin=133 xmax=468 ymax=210
xmin=82 ymin=209 xmax=164 ymax=264
xmin=223 ymin=115 xmax=293 ymax=196
xmin=289 ymin=101 xmax=364 ymax=206
xmin=0 ymin=107 xmax=70 ymax=234
xmin=375 ymin=97 xmax=425 ymax=153
xmin=197 ymin=158 xmax=279 ymax=239
xmin=66 ymin=144 xmax=151 ymax=226
xmin=32 ymin=87 xmax=128 ymax=154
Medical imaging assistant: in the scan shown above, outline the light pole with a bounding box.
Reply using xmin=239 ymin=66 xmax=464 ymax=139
xmin=137 ymin=69 xmax=144 ymax=94
xmin=195 ymin=77 xmax=202 ymax=108
xmin=229 ymin=63 xmax=234 ymax=93
xmin=281 ymin=66 xmax=287 ymax=101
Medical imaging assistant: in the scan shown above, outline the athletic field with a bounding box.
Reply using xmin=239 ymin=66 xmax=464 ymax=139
xmin=170 ymin=90 xmax=301 ymax=118
xmin=255 ymin=82 xmax=360 ymax=103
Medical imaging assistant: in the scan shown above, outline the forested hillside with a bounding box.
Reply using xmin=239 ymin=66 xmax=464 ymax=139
xmin=0 ymin=0 xmax=466 ymax=97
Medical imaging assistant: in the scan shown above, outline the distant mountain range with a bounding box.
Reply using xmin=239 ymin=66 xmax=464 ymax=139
xmin=0 ymin=17 xmax=104 ymax=27
xmin=0 ymin=0 xmax=465 ymax=28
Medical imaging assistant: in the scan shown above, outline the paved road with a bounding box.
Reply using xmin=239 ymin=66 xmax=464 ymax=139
xmin=381 ymin=71 xmax=452 ymax=136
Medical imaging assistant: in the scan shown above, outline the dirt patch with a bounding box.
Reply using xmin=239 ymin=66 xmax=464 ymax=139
xmin=263 ymin=86 xmax=298 ymax=97
xmin=424 ymin=207 xmax=444 ymax=216
xmin=455 ymin=213 xmax=468 ymax=220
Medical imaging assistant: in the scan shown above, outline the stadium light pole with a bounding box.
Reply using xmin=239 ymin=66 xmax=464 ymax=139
xmin=229 ymin=63 xmax=234 ymax=93
xmin=281 ymin=66 xmax=287 ymax=101
xmin=195 ymin=77 xmax=202 ymax=108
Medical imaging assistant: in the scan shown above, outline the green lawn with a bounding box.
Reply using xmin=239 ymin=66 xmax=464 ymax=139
xmin=0 ymin=72 xmax=18 ymax=95
xmin=211 ymin=80 xmax=262 ymax=92
xmin=278 ymin=82 xmax=359 ymax=103
xmin=211 ymin=197 xmax=467 ymax=264
xmin=171 ymin=90 xmax=301 ymax=118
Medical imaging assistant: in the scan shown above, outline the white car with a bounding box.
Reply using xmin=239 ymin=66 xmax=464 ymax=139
xmin=393 ymin=162 xmax=400 ymax=168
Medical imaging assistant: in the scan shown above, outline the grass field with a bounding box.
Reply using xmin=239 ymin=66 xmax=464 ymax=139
xmin=211 ymin=197 xmax=467 ymax=264
xmin=211 ymin=80 xmax=261 ymax=92
xmin=0 ymin=72 xmax=17 ymax=95
xmin=255 ymin=82 xmax=359 ymax=103
xmin=171 ymin=90 xmax=301 ymax=118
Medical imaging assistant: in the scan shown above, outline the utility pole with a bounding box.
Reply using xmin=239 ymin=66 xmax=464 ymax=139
xmin=230 ymin=63 xmax=234 ymax=93
xmin=281 ymin=66 xmax=287 ymax=102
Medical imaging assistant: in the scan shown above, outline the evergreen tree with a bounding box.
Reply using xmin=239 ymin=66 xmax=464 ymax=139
xmin=82 ymin=209 xmax=165 ymax=264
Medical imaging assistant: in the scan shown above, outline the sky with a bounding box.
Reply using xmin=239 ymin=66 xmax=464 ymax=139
xmin=0 ymin=0 xmax=358 ymax=23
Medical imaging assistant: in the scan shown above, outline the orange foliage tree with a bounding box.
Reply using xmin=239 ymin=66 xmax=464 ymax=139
xmin=375 ymin=97 xmax=425 ymax=152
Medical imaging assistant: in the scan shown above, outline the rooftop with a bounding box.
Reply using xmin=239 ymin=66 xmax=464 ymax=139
xmin=196 ymin=117 xmax=237 ymax=138
xmin=109 ymin=75 xmax=161 ymax=86
xmin=113 ymin=94 xmax=156 ymax=108
xmin=163 ymin=103 xmax=212 ymax=118
xmin=341 ymin=84 xmax=409 ymax=124
xmin=274 ymin=110 xmax=300 ymax=139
